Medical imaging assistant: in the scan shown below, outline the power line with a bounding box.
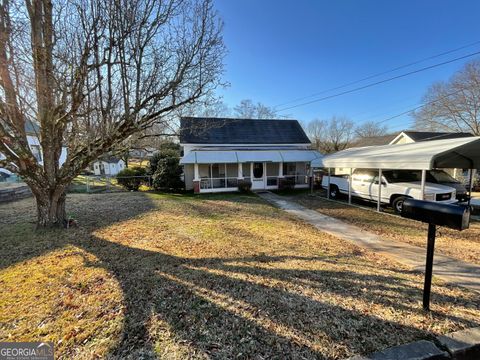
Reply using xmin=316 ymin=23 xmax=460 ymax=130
xmin=277 ymin=50 xmax=480 ymax=112
xmin=369 ymin=87 xmax=468 ymax=129
xmin=274 ymin=40 xmax=480 ymax=109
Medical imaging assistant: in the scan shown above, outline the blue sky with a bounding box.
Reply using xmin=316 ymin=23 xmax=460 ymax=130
xmin=213 ymin=0 xmax=480 ymax=132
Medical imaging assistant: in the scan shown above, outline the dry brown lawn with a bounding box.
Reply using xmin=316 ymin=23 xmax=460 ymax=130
xmin=293 ymin=193 xmax=480 ymax=266
xmin=0 ymin=192 xmax=479 ymax=359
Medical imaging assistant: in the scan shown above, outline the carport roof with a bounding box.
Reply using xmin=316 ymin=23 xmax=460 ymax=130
xmin=313 ymin=137 xmax=480 ymax=170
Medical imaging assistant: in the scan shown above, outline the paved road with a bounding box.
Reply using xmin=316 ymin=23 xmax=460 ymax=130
xmin=257 ymin=191 xmax=480 ymax=293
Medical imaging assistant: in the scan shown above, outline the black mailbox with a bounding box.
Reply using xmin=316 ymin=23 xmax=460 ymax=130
xmin=401 ymin=199 xmax=470 ymax=311
xmin=401 ymin=199 xmax=470 ymax=231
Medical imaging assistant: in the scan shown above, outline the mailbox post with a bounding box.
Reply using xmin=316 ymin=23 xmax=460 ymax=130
xmin=423 ymin=223 xmax=436 ymax=310
xmin=401 ymin=199 xmax=470 ymax=311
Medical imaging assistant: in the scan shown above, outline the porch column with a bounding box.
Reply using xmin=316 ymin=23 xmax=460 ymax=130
xmin=194 ymin=163 xmax=200 ymax=180
xmin=278 ymin=162 xmax=284 ymax=178
xmin=237 ymin=163 xmax=244 ymax=179
xmin=420 ymin=169 xmax=426 ymax=200
xmin=193 ymin=163 xmax=200 ymax=194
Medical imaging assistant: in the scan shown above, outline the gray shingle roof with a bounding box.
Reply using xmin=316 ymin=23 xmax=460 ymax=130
xmin=180 ymin=117 xmax=311 ymax=145
xmin=98 ymin=156 xmax=122 ymax=164
xmin=403 ymin=131 xmax=474 ymax=142
xmin=349 ymin=134 xmax=398 ymax=148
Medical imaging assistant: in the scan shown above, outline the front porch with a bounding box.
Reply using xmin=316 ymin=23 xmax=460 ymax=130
xmin=193 ymin=162 xmax=310 ymax=193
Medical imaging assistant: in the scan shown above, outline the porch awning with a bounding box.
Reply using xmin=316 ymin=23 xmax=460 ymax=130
xmin=236 ymin=150 xmax=283 ymax=162
xmin=180 ymin=149 xmax=322 ymax=164
xmin=313 ymin=137 xmax=480 ymax=170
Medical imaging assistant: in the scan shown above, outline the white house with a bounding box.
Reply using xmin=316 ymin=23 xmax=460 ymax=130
xmin=179 ymin=117 xmax=322 ymax=193
xmin=389 ymin=131 xmax=473 ymax=145
xmin=91 ymin=157 xmax=126 ymax=176
xmin=0 ymin=121 xmax=68 ymax=175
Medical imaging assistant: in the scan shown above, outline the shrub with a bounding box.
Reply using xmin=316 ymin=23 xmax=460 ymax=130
xmin=152 ymin=157 xmax=184 ymax=191
xmin=148 ymin=149 xmax=180 ymax=175
xmin=278 ymin=177 xmax=295 ymax=191
xmin=237 ymin=179 xmax=252 ymax=193
xmin=116 ymin=166 xmax=147 ymax=191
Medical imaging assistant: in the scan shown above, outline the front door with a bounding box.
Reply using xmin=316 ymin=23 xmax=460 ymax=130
xmin=251 ymin=162 xmax=265 ymax=190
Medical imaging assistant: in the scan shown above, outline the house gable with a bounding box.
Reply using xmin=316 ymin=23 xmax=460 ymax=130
xmin=390 ymin=131 xmax=474 ymax=144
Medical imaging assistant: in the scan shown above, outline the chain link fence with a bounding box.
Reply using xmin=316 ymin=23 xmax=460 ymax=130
xmin=69 ymin=175 xmax=153 ymax=193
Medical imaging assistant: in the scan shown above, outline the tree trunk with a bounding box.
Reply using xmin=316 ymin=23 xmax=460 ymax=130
xmin=34 ymin=188 xmax=67 ymax=228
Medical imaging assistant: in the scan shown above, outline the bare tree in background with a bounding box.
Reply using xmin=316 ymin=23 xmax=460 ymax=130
xmin=306 ymin=119 xmax=326 ymax=150
xmin=355 ymin=121 xmax=388 ymax=138
xmin=413 ymin=59 xmax=480 ymax=135
xmin=233 ymin=99 xmax=277 ymax=119
xmin=193 ymin=98 xmax=232 ymax=117
xmin=305 ymin=116 xmax=354 ymax=153
xmin=0 ymin=0 xmax=225 ymax=227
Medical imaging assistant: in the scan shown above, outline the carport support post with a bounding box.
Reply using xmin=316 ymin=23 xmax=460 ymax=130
xmin=377 ymin=169 xmax=382 ymax=212
xmin=421 ymin=170 xmax=427 ymax=200
xmin=327 ymin=168 xmax=331 ymax=199
xmin=348 ymin=168 xmax=352 ymax=204
xmin=467 ymin=169 xmax=474 ymax=206
xmin=423 ymin=223 xmax=436 ymax=311
xmin=309 ymin=165 xmax=314 ymax=195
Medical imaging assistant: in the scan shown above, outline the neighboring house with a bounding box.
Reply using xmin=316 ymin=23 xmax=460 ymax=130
xmin=179 ymin=117 xmax=321 ymax=193
xmin=91 ymin=157 xmax=126 ymax=176
xmin=348 ymin=134 xmax=398 ymax=148
xmin=129 ymin=147 xmax=159 ymax=159
xmin=389 ymin=131 xmax=476 ymax=182
xmin=389 ymin=131 xmax=474 ymax=145
xmin=0 ymin=121 xmax=68 ymax=175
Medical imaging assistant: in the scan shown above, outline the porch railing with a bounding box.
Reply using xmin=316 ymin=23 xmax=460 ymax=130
xmin=286 ymin=175 xmax=308 ymax=185
xmin=266 ymin=176 xmax=279 ymax=186
xmin=199 ymin=175 xmax=308 ymax=190
xmin=267 ymin=175 xmax=308 ymax=186
xmin=200 ymin=177 xmax=239 ymax=190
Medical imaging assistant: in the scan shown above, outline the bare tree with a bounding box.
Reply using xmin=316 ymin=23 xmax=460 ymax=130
xmin=192 ymin=98 xmax=231 ymax=117
xmin=305 ymin=116 xmax=354 ymax=153
xmin=233 ymin=99 xmax=277 ymax=119
xmin=413 ymin=59 xmax=480 ymax=135
xmin=0 ymin=0 xmax=225 ymax=227
xmin=306 ymin=118 xmax=326 ymax=151
xmin=355 ymin=121 xmax=388 ymax=138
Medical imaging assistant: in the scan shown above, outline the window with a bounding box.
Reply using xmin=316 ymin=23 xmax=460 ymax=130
xmin=283 ymin=162 xmax=296 ymax=176
xmin=30 ymin=145 xmax=42 ymax=162
xmin=253 ymin=163 xmax=263 ymax=178
xmin=266 ymin=163 xmax=279 ymax=177
xmin=211 ymin=164 xmax=225 ymax=178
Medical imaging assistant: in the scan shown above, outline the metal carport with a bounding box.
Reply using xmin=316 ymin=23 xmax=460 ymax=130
xmin=312 ymin=137 xmax=480 ymax=211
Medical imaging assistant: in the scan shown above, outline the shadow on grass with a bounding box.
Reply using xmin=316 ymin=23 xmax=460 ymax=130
xmin=1 ymin=192 xmax=479 ymax=359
